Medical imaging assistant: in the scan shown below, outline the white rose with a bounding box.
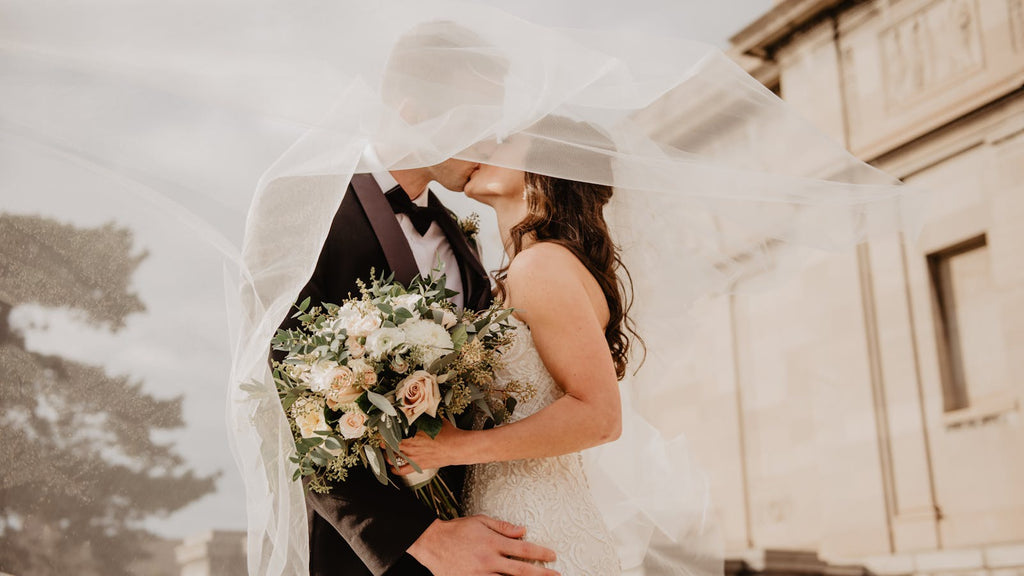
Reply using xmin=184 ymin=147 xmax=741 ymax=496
xmin=348 ymin=313 xmax=382 ymax=338
xmin=365 ymin=327 xmax=406 ymax=358
xmin=337 ymin=410 xmax=369 ymax=439
xmin=396 ymin=370 xmax=441 ymax=425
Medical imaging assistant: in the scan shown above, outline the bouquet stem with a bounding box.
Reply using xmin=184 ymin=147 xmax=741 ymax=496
xmin=405 ymin=469 xmax=461 ymax=520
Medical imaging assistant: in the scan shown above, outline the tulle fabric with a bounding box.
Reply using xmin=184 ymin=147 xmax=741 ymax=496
xmin=0 ymin=1 xmax=924 ymax=574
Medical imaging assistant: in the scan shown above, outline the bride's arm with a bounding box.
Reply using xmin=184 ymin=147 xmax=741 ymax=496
xmin=397 ymin=243 xmax=622 ymax=469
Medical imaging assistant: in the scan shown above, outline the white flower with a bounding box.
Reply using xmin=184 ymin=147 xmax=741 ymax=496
xmin=337 ymin=410 xmax=369 ymax=439
xmin=365 ymin=327 xmax=406 ymax=358
xmin=441 ymin=309 xmax=458 ymax=329
xmin=290 ymin=396 xmax=329 ymax=439
xmin=393 ymin=294 xmax=424 ymax=318
xmin=331 ymin=303 xmax=362 ymax=333
xmin=404 ymin=319 xmax=453 ymax=350
xmin=348 ymin=313 xmax=382 ymax=338
xmin=403 ymin=319 xmax=454 ymax=365
xmin=396 ymin=371 xmax=441 ymax=425
xmin=427 ymin=304 xmax=458 ymax=329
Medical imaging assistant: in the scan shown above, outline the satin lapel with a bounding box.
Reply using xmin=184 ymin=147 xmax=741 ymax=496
xmin=350 ymin=174 xmax=419 ymax=285
xmin=428 ymin=192 xmax=491 ymax=310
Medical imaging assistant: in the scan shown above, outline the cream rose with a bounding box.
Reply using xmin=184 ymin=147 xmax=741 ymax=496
xmin=346 ymin=336 xmax=365 ymax=359
xmin=348 ymin=358 xmax=378 ymax=388
xmin=291 ymin=396 xmax=329 ymax=439
xmin=391 ymin=356 xmax=410 ymax=374
xmin=307 ymin=361 xmax=341 ymax=393
xmin=337 ymin=410 xmax=369 ymax=439
xmin=396 ymin=370 xmax=441 ymax=424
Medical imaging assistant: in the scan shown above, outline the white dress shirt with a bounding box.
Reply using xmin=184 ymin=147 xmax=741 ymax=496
xmin=370 ymin=170 xmax=465 ymax=308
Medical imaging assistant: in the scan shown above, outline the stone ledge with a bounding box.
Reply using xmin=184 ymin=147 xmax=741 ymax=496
xmin=986 ymin=544 xmax=1024 ymax=569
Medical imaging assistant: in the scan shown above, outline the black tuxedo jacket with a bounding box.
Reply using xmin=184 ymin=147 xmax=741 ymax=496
xmin=276 ymin=174 xmax=491 ymax=576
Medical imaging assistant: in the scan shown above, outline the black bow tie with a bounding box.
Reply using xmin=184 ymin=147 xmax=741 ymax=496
xmin=385 ymin=186 xmax=441 ymax=236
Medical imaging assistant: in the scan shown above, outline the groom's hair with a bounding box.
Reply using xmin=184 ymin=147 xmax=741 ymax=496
xmin=381 ymin=20 xmax=508 ymax=123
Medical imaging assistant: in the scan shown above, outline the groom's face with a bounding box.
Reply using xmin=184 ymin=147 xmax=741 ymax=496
xmin=427 ymin=158 xmax=480 ymax=192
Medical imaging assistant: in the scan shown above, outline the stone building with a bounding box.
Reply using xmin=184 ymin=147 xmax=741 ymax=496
xmin=165 ymin=3 xmax=1024 ymax=575
xmin=648 ymin=0 xmax=1024 ymax=574
xmin=174 ymin=531 xmax=247 ymax=576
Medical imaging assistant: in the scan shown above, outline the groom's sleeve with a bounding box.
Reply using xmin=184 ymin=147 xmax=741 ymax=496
xmin=304 ymin=473 xmax=437 ymax=575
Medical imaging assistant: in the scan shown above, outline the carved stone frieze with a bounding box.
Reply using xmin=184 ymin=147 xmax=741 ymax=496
xmin=879 ymin=0 xmax=985 ymax=110
xmin=1010 ymin=0 xmax=1024 ymax=52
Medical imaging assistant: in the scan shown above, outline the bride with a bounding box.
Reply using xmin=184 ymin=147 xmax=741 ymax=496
xmin=397 ymin=127 xmax=635 ymax=574
xmin=0 ymin=2 xmax=921 ymax=574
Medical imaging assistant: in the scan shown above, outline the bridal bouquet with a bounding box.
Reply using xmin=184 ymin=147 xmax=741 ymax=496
xmin=269 ymin=272 xmax=526 ymax=519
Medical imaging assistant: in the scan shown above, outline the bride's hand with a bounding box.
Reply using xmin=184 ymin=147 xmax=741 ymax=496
xmin=392 ymin=419 xmax=470 ymax=474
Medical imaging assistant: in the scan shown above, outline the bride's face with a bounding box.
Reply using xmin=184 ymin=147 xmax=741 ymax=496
xmin=463 ymin=137 xmax=529 ymax=204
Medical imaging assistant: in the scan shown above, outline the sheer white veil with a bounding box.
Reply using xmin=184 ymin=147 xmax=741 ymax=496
xmin=0 ymin=1 xmax=924 ymax=574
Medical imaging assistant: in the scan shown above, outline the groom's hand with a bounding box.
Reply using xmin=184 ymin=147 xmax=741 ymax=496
xmin=407 ymin=516 xmax=560 ymax=576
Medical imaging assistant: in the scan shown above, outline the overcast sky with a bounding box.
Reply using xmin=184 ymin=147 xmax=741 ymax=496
xmin=3 ymin=2 xmax=772 ymax=541
xmin=475 ymin=0 xmax=770 ymax=46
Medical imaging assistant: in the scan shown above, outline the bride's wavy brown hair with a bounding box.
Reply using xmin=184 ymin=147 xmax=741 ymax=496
xmin=494 ymin=120 xmax=644 ymax=379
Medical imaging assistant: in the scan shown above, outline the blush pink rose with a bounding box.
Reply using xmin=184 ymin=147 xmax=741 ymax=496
xmin=396 ymin=370 xmax=440 ymax=424
xmin=337 ymin=410 xmax=368 ymax=439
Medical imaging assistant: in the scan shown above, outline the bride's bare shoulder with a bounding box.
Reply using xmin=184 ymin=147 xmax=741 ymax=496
xmin=506 ymin=242 xmax=588 ymax=293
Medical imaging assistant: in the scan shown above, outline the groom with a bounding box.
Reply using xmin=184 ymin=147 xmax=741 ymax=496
xmin=276 ymin=21 xmax=559 ymax=576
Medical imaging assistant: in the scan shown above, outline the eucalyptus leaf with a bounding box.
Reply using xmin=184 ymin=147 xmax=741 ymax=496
xmin=400 ymin=450 xmax=423 ymax=474
xmin=378 ymin=419 xmax=402 ymax=452
xmin=367 ymin=391 xmax=398 ymax=417
xmin=428 ymin=351 xmax=459 ymax=374
xmin=310 ymin=449 xmax=328 ymax=466
xmin=450 ymin=324 xmax=468 ymax=350
xmin=363 ymin=445 xmax=388 ymax=485
xmin=416 ymin=414 xmax=443 ymax=438
xmin=473 ymin=398 xmax=494 ymax=419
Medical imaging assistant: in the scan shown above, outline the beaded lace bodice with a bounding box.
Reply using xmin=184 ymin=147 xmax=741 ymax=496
xmin=463 ymin=318 xmax=620 ymax=574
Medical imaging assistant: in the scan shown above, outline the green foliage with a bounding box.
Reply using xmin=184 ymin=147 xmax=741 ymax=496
xmin=0 ymin=214 xmax=217 ymax=576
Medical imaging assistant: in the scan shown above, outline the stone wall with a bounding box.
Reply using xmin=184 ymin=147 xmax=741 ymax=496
xmin=652 ymin=0 xmax=1024 ymax=567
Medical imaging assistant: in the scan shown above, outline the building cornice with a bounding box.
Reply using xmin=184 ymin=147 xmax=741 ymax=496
xmin=729 ymin=0 xmax=848 ymax=59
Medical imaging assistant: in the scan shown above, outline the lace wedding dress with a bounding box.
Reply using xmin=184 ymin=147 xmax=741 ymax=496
xmin=463 ymin=318 xmax=621 ymax=574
